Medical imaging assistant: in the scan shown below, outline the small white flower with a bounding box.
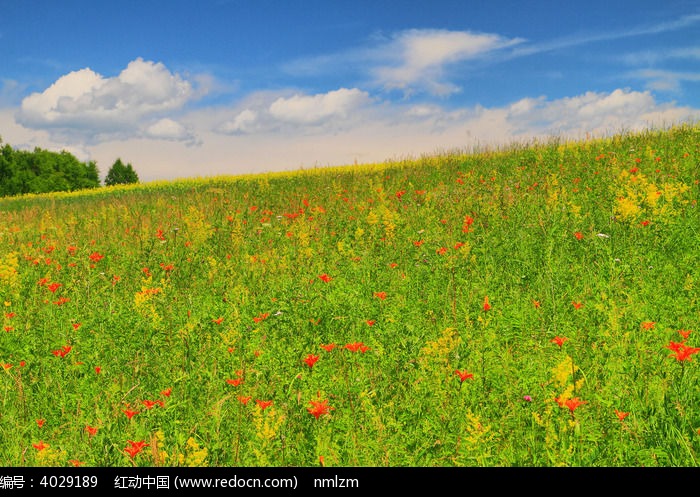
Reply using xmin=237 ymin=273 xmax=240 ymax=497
xmin=596 ymin=233 xmax=610 ymax=238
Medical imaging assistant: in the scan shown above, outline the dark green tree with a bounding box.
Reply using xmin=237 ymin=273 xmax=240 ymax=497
xmin=104 ymin=158 xmax=139 ymax=186
xmin=0 ymin=139 xmax=101 ymax=197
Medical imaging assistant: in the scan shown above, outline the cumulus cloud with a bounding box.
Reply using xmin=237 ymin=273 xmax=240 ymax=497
xmin=211 ymin=86 xmax=698 ymax=147
xmin=145 ymin=118 xmax=200 ymax=146
xmin=217 ymin=109 xmax=259 ymax=135
xmin=15 ymin=58 xmax=198 ymax=143
xmin=216 ymin=87 xmax=373 ymax=135
xmin=503 ymin=88 xmax=699 ymax=137
xmin=269 ymin=88 xmax=372 ymax=124
xmin=371 ymin=29 xmax=523 ymax=96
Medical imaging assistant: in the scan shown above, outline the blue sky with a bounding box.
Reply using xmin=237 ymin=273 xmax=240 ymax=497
xmin=2 ymin=0 xmax=699 ymax=181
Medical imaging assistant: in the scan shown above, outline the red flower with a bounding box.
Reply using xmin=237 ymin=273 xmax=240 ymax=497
xmin=454 ymin=369 xmax=474 ymax=382
xmin=226 ymin=378 xmax=243 ymax=387
xmin=320 ymin=343 xmax=336 ymax=352
xmin=303 ymin=354 xmax=320 ymax=368
xmin=345 ymin=342 xmax=370 ymax=353
xmin=562 ymin=397 xmax=587 ymax=413
xmin=574 ymin=231 xmax=583 ymax=240
xmin=667 ymin=340 xmax=685 ymax=353
xmin=72 ymin=323 xmax=81 ymax=330
xmin=462 ymin=215 xmax=474 ymax=233
xmin=667 ymin=341 xmax=700 ymax=362
xmin=47 ymin=282 xmax=62 ymax=293
xmin=253 ymin=313 xmax=269 ymax=323
xmin=89 ymin=252 xmax=104 ymax=263
xmin=160 ymin=388 xmax=172 ymax=397
xmin=572 ymin=301 xmax=583 ymax=310
xmin=238 ymin=395 xmax=252 ymax=405
xmin=142 ymin=399 xmax=163 ymax=409
xmin=85 ymin=425 xmax=98 ymax=437
xmin=124 ymin=440 xmax=149 ymax=458
xmin=33 ymin=441 xmax=48 ymax=451
xmin=51 ymin=345 xmax=72 ymax=358
xmin=374 ymin=291 xmax=387 ymax=300
xmin=256 ymin=399 xmax=273 ymax=410
xmin=436 ymin=247 xmax=447 ymax=256
xmin=307 ymin=399 xmax=334 ymax=419
xmin=94 ymin=366 xmax=101 ymax=374
xmin=679 ymin=329 xmax=693 ymax=339
xmin=482 ymin=295 xmax=491 ymax=312
xmin=533 ymin=300 xmax=541 ymax=308
xmin=641 ymin=321 xmax=655 ymax=330
xmin=36 ymin=419 xmax=45 ymax=428
xmin=640 ymin=220 xmax=650 ymax=227
xmin=551 ymin=336 xmax=568 ymax=348
xmin=123 ymin=409 xmax=139 ymax=420
xmin=615 ymin=409 xmax=630 ymax=421
xmin=319 ymin=273 xmax=332 ymax=283
xmin=213 ymin=317 xmax=224 ymax=325
xmin=366 ymin=319 xmax=376 ymax=326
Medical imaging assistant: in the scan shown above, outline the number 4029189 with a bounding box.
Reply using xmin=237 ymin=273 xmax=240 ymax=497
xmin=40 ymin=475 xmax=98 ymax=488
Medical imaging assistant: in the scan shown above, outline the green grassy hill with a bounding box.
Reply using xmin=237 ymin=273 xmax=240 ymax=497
xmin=0 ymin=124 xmax=698 ymax=466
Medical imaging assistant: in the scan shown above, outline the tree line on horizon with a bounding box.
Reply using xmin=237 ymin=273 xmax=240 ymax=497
xmin=0 ymin=137 xmax=139 ymax=198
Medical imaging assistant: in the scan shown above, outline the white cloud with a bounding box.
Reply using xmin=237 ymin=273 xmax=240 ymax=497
xmin=372 ymin=29 xmax=523 ymax=96
xmin=145 ymin=118 xmax=199 ymax=146
xmin=15 ymin=58 xmax=197 ymax=143
xmin=189 ymin=89 xmax=698 ymax=181
xmin=217 ymin=109 xmax=259 ymax=134
xmin=268 ymin=88 xmax=372 ymax=124
xmin=216 ymin=88 xmax=374 ymax=135
xmin=514 ymin=13 xmax=700 ymax=58
xmin=625 ymin=69 xmax=700 ymax=94
xmin=504 ymin=88 xmax=699 ymax=136
xmin=282 ymin=28 xmax=523 ymax=97
xmin=4 ymin=86 xmax=698 ymax=183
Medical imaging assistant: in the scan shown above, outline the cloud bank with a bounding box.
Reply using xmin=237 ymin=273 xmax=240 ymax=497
xmin=15 ymin=58 xmax=197 ymax=144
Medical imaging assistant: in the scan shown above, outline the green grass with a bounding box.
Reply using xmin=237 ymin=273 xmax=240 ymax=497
xmin=0 ymin=124 xmax=698 ymax=467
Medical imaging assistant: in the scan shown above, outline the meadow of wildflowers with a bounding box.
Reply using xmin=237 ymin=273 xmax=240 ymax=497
xmin=0 ymin=124 xmax=698 ymax=467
